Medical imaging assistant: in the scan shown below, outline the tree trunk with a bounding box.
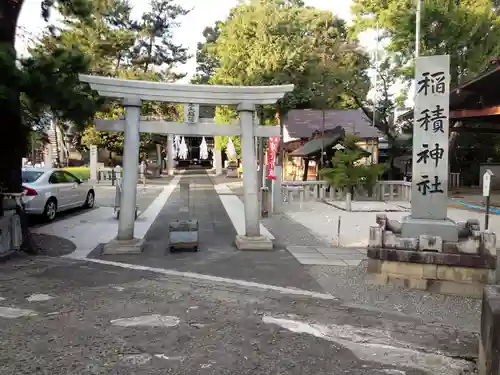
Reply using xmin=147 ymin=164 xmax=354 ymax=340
xmin=0 ymin=0 xmax=38 ymax=254
xmin=0 ymin=0 xmax=25 ymax=196
xmin=302 ymin=158 xmax=309 ymax=181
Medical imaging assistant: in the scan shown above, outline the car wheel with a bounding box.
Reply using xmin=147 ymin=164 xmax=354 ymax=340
xmin=83 ymin=190 xmax=95 ymax=208
xmin=43 ymin=199 xmax=57 ymax=222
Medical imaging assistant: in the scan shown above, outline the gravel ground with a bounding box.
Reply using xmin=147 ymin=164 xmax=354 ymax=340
xmin=0 ymin=256 xmax=478 ymax=374
xmin=223 ymin=181 xmax=482 ymax=334
xmin=308 ymin=262 xmax=481 ymax=333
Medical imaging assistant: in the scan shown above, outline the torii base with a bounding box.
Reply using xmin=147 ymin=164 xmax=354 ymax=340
xmin=235 ymin=235 xmax=273 ymax=251
xmin=102 ymin=237 xmax=145 ymax=255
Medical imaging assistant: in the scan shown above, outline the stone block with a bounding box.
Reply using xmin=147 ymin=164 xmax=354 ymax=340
xmin=457 ymin=221 xmax=470 ymax=239
xmin=442 ymin=242 xmax=459 ymax=253
xmin=395 ymin=237 xmax=418 ymax=250
xmin=401 ymin=216 xmax=459 ymax=242
xmin=457 ymin=237 xmax=480 ymax=254
xmin=367 ymin=259 xmax=381 ymax=273
xmin=382 ymin=231 xmax=398 ymax=248
xmin=102 ymin=238 xmax=144 ymax=255
xmin=437 ymin=265 xmax=494 ymax=284
xmin=235 ymin=235 xmax=273 ymax=251
xmin=480 ymin=231 xmax=497 ymax=256
xmin=386 ymin=275 xmax=429 ymax=290
xmin=368 ymin=226 xmax=383 ymax=248
xmin=381 ymin=261 xmax=437 ymax=279
xmin=368 ymin=248 xmax=495 ymax=269
xmin=478 ymin=286 xmax=500 ymax=375
xmin=419 ymin=235 xmax=443 ymax=252
xmin=386 ymin=219 xmax=402 ymax=234
xmin=427 ymin=280 xmax=483 ymax=298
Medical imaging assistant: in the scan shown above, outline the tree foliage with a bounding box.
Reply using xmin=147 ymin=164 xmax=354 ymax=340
xmin=0 ymin=0 xmax=100 ymax=194
xmin=212 ymin=0 xmax=370 ymax=113
xmin=30 ymin=0 xmax=188 ymax=154
xmin=351 ymin=0 xmax=500 ymax=86
xmin=130 ymin=0 xmax=190 ymax=80
xmin=319 ymin=135 xmax=385 ymax=195
xmin=196 ymin=0 xmax=370 ymax=154
xmin=190 ymin=22 xmax=221 ymax=84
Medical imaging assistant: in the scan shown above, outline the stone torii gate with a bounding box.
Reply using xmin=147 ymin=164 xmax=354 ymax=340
xmin=79 ymin=75 xmax=293 ymax=252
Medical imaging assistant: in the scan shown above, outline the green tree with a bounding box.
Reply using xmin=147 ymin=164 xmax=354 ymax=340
xmin=31 ymin=0 xmax=136 ymax=76
xmin=350 ymin=57 xmax=411 ymax=178
xmin=211 ymin=0 xmax=369 ymax=164
xmin=0 ymin=0 xmax=98 ymax=254
xmin=130 ymin=0 xmax=190 ymax=81
xmin=32 ymin=0 xmax=184 ymax=156
xmin=319 ymin=135 xmax=384 ymax=197
xmin=212 ymin=0 xmax=369 ymax=113
xmin=350 ymin=0 xmax=500 ymax=86
xmin=191 ymin=22 xmax=222 ymax=84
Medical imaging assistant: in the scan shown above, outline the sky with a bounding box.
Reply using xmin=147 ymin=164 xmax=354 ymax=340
xmin=15 ymin=0 xmax=375 ymax=82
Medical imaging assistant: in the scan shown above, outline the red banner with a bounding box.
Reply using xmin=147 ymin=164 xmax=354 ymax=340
xmin=266 ymin=136 xmax=280 ymax=180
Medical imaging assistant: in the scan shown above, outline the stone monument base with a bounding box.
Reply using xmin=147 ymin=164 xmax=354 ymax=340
xmin=368 ymin=214 xmax=497 ymax=297
xmin=401 ymin=216 xmax=459 ymax=243
xmin=235 ymin=235 xmax=273 ymax=251
xmin=102 ymin=237 xmax=145 ymax=255
xmin=478 ymin=286 xmax=500 ymax=375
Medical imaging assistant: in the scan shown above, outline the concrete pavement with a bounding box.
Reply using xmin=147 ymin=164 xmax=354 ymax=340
xmin=0 ymin=256 xmax=477 ymax=375
xmin=89 ymin=170 xmax=322 ymax=291
xmin=17 ymin=170 xmax=483 ymax=373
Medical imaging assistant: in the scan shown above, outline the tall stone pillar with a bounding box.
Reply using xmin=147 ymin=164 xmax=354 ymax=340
xmin=401 ymin=54 xmax=458 ymax=243
xmin=89 ymin=145 xmax=98 ymax=181
xmin=235 ymin=103 xmax=272 ymax=250
xmin=166 ymin=134 xmax=175 ymax=176
xmin=103 ymin=98 xmax=143 ymax=254
xmin=214 ymin=149 xmax=222 ymax=175
xmin=45 ymin=145 xmax=53 ymax=167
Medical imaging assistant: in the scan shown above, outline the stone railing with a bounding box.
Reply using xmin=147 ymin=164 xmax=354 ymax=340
xmin=449 ymin=172 xmax=460 ymax=190
xmin=97 ymin=168 xmax=122 ymax=185
xmin=282 ymin=180 xmax=412 ymax=203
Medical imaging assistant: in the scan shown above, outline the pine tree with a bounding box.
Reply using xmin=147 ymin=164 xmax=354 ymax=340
xmin=130 ymin=0 xmax=190 ymax=81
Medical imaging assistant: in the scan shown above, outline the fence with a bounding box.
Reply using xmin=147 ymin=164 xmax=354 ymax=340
xmin=97 ymin=168 xmax=122 ymax=185
xmin=282 ymin=180 xmax=412 ymax=204
xmin=96 ymin=167 xmax=151 ymax=186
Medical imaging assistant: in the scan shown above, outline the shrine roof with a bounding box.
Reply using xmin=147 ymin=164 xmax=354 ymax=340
xmin=451 ymin=65 xmax=500 ymax=110
xmin=283 ymin=108 xmax=382 ymax=139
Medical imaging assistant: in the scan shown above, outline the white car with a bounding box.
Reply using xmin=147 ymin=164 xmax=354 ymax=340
xmin=22 ymin=168 xmax=95 ymax=221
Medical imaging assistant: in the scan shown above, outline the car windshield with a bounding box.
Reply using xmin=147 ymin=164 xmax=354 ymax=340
xmin=22 ymin=170 xmax=44 ymax=183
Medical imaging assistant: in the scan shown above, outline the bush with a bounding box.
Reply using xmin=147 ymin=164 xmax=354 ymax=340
xmin=65 ymin=167 xmax=90 ymax=181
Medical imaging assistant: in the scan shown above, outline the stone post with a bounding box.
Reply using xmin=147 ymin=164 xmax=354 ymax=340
xmin=166 ymin=134 xmax=175 ymax=176
xmin=272 ymin=166 xmax=283 ymax=214
xmin=46 ymin=145 xmax=53 ymax=167
xmin=116 ymin=98 xmax=141 ymax=242
xmin=89 ymin=145 xmax=98 ymax=181
xmin=401 ymin=55 xmax=458 ymax=243
xmin=214 ymin=149 xmax=222 ymax=175
xmin=156 ymin=143 xmax=162 ymax=174
xmin=235 ymin=103 xmax=272 ymax=250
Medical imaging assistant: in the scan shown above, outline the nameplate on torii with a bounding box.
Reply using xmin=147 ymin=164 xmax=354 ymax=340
xmin=95 ymin=119 xmax=280 ymax=137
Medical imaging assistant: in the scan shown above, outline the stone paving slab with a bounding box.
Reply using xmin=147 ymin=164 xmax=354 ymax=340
xmin=324 ymin=200 xmax=410 ymax=212
xmin=89 ymin=170 xmax=324 ymax=293
xmin=285 ymin=200 xmax=500 ymax=248
xmin=287 ymin=246 xmax=367 ymax=266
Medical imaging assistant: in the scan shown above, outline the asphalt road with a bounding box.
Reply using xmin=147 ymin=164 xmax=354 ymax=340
xmin=0 ymin=256 xmax=477 ymax=375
